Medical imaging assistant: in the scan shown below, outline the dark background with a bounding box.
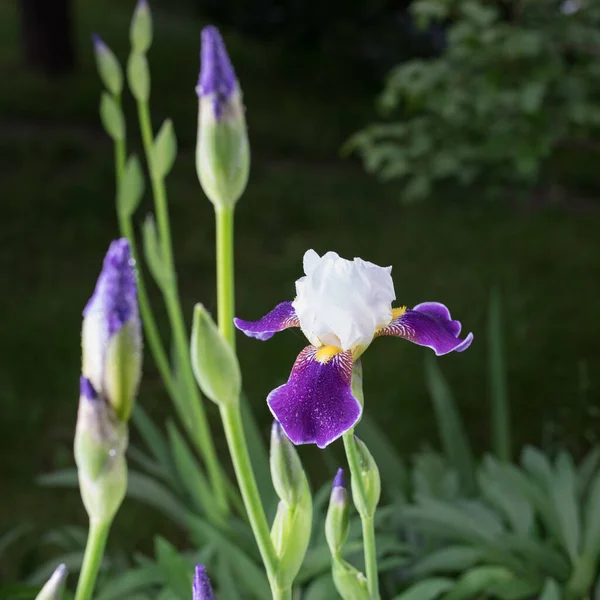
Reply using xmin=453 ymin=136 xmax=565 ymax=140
xmin=1 ymin=0 xmax=599 ymax=581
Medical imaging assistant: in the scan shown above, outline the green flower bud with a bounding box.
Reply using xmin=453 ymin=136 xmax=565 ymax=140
xmin=331 ymin=559 xmax=370 ymax=600
xmin=270 ymin=422 xmax=313 ymax=590
xmin=350 ymin=436 xmax=381 ymax=518
xmin=99 ymin=92 xmax=125 ymax=141
xmin=92 ymin=35 xmax=123 ymax=96
xmin=35 ymin=564 xmax=67 ymax=600
xmin=325 ymin=468 xmax=350 ymax=556
xmin=75 ymin=378 xmax=128 ymax=523
xmin=130 ymin=0 xmax=152 ymax=54
xmin=127 ymin=52 xmax=150 ymax=102
xmin=191 ymin=304 xmax=241 ymax=406
xmin=195 ymin=27 xmax=249 ymax=209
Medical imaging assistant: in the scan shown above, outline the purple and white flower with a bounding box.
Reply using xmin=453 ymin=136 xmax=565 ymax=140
xmin=235 ymin=250 xmax=473 ymax=448
xmin=193 ymin=565 xmax=216 ymax=600
xmin=82 ymin=238 xmax=142 ymax=422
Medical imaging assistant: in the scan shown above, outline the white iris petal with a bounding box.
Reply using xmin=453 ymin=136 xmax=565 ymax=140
xmin=292 ymin=250 xmax=396 ymax=351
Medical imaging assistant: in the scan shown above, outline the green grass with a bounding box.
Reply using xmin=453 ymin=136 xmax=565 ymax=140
xmin=1 ymin=0 xmax=599 ymax=571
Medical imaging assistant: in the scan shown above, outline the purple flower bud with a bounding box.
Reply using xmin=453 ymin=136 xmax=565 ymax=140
xmin=333 ymin=467 xmax=345 ymax=490
xmin=82 ymin=238 xmax=142 ymax=422
xmin=193 ymin=565 xmax=216 ymax=600
xmin=83 ymin=238 xmax=137 ymax=335
xmin=80 ymin=376 xmax=98 ymax=401
xmin=91 ymin=33 xmax=105 ymax=52
xmin=196 ymin=26 xmax=237 ymax=119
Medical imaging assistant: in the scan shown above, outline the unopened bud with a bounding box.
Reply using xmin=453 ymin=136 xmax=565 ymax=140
xmin=325 ymin=468 xmax=350 ymax=555
xmin=127 ymin=52 xmax=150 ymax=102
xmin=195 ymin=26 xmax=249 ymax=209
xmin=130 ymin=0 xmax=152 ymax=54
xmin=332 ymin=559 xmax=370 ymax=600
xmin=92 ymin=35 xmax=123 ymax=96
xmin=350 ymin=436 xmax=381 ymax=518
xmin=35 ymin=564 xmax=67 ymax=600
xmin=82 ymin=238 xmax=142 ymax=422
xmin=193 ymin=564 xmax=216 ymax=600
xmin=191 ymin=304 xmax=241 ymax=406
xmin=75 ymin=377 xmax=128 ymax=523
xmin=270 ymin=422 xmax=312 ymax=590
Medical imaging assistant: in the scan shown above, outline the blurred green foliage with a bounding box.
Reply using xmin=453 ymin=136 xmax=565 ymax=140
xmin=349 ymin=0 xmax=600 ymax=200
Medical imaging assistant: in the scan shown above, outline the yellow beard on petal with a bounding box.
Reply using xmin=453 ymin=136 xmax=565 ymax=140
xmin=315 ymin=345 xmax=343 ymax=364
xmin=392 ymin=306 xmax=407 ymax=319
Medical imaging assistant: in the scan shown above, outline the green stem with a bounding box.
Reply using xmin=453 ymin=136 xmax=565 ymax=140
xmin=136 ymin=99 xmax=229 ymax=516
xmin=215 ymin=207 xmax=236 ymax=346
xmin=343 ymin=432 xmax=379 ymax=600
xmin=74 ymin=519 xmax=110 ymax=600
xmin=215 ymin=206 xmax=283 ymax=597
xmin=112 ymin=112 xmax=177 ymax=402
xmin=220 ymin=405 xmax=279 ymax=590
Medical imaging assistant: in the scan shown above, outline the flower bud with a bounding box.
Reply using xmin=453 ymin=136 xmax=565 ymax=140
xmin=92 ymin=35 xmax=123 ymax=96
xmin=193 ymin=565 xmax=216 ymax=600
xmin=127 ymin=52 xmax=150 ymax=102
xmin=350 ymin=436 xmax=381 ymax=518
xmin=270 ymin=422 xmax=312 ymax=590
xmin=331 ymin=560 xmax=370 ymax=600
xmin=195 ymin=26 xmax=249 ymax=209
xmin=75 ymin=377 xmax=128 ymax=523
xmin=35 ymin=564 xmax=67 ymax=600
xmin=82 ymin=238 xmax=142 ymax=422
xmin=325 ymin=468 xmax=350 ymax=556
xmin=130 ymin=0 xmax=152 ymax=54
xmin=190 ymin=303 xmax=241 ymax=406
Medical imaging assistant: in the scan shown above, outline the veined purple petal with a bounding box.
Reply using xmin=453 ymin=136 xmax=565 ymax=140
xmin=197 ymin=26 xmax=237 ymax=118
xmin=193 ymin=565 xmax=215 ymax=600
xmin=267 ymin=346 xmax=361 ymax=449
xmin=84 ymin=238 xmax=138 ymax=337
xmin=378 ymin=302 xmax=473 ymax=356
xmin=234 ymin=301 xmax=299 ymax=341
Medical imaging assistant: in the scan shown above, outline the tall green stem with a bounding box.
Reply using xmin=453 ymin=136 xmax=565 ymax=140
xmin=215 ymin=206 xmax=283 ymax=597
xmin=112 ymin=111 xmax=177 ymax=402
xmin=136 ymin=100 xmax=229 ymax=515
xmin=343 ymin=432 xmax=379 ymax=600
xmin=74 ymin=519 xmax=110 ymax=600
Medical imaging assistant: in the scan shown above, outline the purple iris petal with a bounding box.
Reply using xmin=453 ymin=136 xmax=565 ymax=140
xmin=267 ymin=346 xmax=362 ymax=449
xmin=80 ymin=376 xmax=98 ymax=401
xmin=83 ymin=238 xmax=138 ymax=336
xmin=193 ymin=565 xmax=215 ymax=600
xmin=379 ymin=302 xmax=473 ymax=356
xmin=197 ymin=26 xmax=237 ymax=118
xmin=234 ymin=301 xmax=299 ymax=341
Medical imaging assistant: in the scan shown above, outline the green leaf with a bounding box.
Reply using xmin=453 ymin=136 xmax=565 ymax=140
xmin=410 ymin=546 xmax=482 ymax=578
xmin=117 ymin=155 xmax=144 ymax=220
xmin=551 ymin=452 xmax=580 ymax=560
xmin=393 ymin=578 xmax=454 ymax=600
xmin=478 ymin=459 xmax=533 ymax=535
xmin=100 ymin=92 xmax=125 ymax=141
xmin=488 ymin=288 xmax=511 ymax=462
xmin=425 ymin=357 xmax=476 ymax=495
xmin=216 ymin=555 xmax=241 ymax=600
xmin=96 ymin=565 xmax=163 ymax=600
xmin=153 ymin=119 xmax=177 ymax=179
xmin=126 ymin=470 xmax=189 ymax=528
xmin=142 ymin=214 xmax=168 ymax=289
xmin=303 ymin=573 xmax=338 ymax=600
xmin=155 ymin=537 xmax=192 ymax=600
xmin=166 ymin=421 xmax=223 ymax=525
xmin=581 ymin=465 xmax=600 ymax=561
xmin=521 ymin=446 xmax=553 ymax=491
xmin=0 ymin=524 xmax=30 ymax=557
xmin=442 ymin=566 xmax=515 ymax=600
xmin=577 ymin=447 xmax=600 ymax=496
xmin=539 ymin=579 xmax=561 ymax=600
xmin=187 ymin=515 xmax=269 ymax=597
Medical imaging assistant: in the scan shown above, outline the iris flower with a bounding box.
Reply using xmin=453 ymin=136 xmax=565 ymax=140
xmin=235 ymin=250 xmax=473 ymax=448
